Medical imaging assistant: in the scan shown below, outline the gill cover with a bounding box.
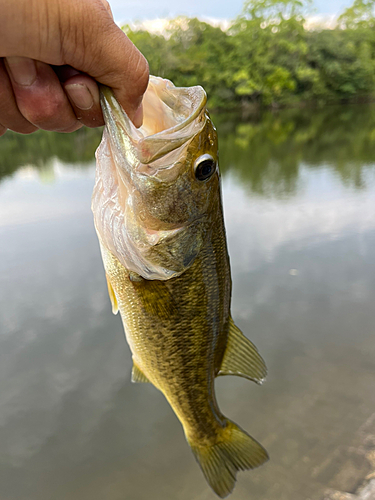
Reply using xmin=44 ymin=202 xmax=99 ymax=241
xmin=92 ymin=77 xmax=210 ymax=280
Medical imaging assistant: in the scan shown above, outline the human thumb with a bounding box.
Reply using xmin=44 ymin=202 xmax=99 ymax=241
xmin=61 ymin=0 xmax=149 ymax=122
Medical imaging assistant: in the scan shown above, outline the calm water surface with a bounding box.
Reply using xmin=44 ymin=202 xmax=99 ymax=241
xmin=1 ymin=105 xmax=375 ymax=500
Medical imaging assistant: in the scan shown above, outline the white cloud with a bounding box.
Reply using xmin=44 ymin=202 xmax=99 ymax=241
xmin=304 ymin=14 xmax=338 ymax=30
xmin=126 ymin=16 xmax=231 ymax=35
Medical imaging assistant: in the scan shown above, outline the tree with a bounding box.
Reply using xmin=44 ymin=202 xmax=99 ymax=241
xmin=241 ymin=0 xmax=311 ymax=22
xmin=123 ymin=0 xmax=375 ymax=111
xmin=229 ymin=0 xmax=312 ymax=106
xmin=339 ymin=0 xmax=375 ymax=29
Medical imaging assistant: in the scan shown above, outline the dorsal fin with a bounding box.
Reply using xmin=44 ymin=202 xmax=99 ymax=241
xmin=218 ymin=317 xmax=267 ymax=384
xmin=131 ymin=362 xmax=151 ymax=383
xmin=106 ymin=275 xmax=118 ymax=315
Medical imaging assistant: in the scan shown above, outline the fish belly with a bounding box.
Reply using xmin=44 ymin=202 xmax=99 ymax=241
xmin=100 ymin=234 xmax=229 ymax=435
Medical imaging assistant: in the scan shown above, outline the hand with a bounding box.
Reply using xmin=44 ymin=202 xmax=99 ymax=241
xmin=0 ymin=0 xmax=149 ymax=135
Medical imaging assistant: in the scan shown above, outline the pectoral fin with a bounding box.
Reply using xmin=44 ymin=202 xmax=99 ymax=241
xmin=106 ymin=275 xmax=118 ymax=315
xmin=218 ymin=317 xmax=267 ymax=384
xmin=131 ymin=362 xmax=150 ymax=383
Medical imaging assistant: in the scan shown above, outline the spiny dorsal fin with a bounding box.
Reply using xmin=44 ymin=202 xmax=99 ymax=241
xmin=218 ymin=317 xmax=267 ymax=384
xmin=131 ymin=362 xmax=150 ymax=383
xmin=106 ymin=275 xmax=118 ymax=315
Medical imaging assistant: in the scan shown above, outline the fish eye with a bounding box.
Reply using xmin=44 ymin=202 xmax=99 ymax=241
xmin=194 ymin=154 xmax=217 ymax=182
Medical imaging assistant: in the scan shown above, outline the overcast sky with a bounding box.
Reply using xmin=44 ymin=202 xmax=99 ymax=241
xmin=109 ymin=0 xmax=354 ymax=23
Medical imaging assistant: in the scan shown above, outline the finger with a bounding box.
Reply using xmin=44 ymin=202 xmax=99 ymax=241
xmin=53 ymin=66 xmax=103 ymax=127
xmin=0 ymin=122 xmax=7 ymax=136
xmin=0 ymin=58 xmax=37 ymax=134
xmin=52 ymin=65 xmax=80 ymax=82
xmin=63 ymin=73 xmax=104 ymax=128
xmin=0 ymin=0 xmax=149 ymax=126
xmin=57 ymin=0 xmax=149 ymax=126
xmin=5 ymin=57 xmax=82 ymax=132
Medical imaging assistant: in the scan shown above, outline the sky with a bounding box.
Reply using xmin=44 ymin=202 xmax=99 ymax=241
xmin=109 ymin=0 xmax=355 ymax=24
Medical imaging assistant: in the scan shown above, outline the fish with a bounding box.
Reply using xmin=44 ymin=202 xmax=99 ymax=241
xmin=91 ymin=76 xmax=268 ymax=498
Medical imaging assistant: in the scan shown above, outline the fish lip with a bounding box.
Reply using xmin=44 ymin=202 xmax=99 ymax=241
xmin=99 ymin=77 xmax=208 ymax=165
xmin=100 ymin=77 xmax=207 ymax=138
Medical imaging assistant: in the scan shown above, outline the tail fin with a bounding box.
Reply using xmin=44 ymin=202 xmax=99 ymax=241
xmin=188 ymin=420 xmax=268 ymax=498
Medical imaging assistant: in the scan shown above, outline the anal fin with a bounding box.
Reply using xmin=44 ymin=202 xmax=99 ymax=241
xmin=132 ymin=362 xmax=150 ymax=383
xmin=218 ymin=317 xmax=267 ymax=384
xmin=106 ymin=274 xmax=118 ymax=315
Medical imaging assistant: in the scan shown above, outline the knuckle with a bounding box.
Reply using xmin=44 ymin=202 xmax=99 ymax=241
xmin=100 ymin=0 xmax=111 ymax=13
xmin=24 ymin=97 xmax=67 ymax=129
xmin=0 ymin=70 xmax=37 ymax=133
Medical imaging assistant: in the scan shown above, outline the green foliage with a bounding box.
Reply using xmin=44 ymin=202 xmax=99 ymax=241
xmin=125 ymin=0 xmax=375 ymax=110
xmin=338 ymin=0 xmax=375 ymax=29
xmin=241 ymin=0 xmax=310 ymax=21
xmin=125 ymin=18 xmax=235 ymax=108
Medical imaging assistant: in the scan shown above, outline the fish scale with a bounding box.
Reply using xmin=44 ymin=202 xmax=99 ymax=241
xmin=100 ymin=216 xmax=227 ymax=435
xmin=92 ymin=76 xmax=269 ymax=497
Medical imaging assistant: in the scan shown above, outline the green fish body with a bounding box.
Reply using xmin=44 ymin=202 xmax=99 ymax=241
xmin=92 ymin=76 xmax=268 ymax=497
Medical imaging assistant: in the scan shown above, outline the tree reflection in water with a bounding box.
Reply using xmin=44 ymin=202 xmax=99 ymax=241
xmin=1 ymin=103 xmax=375 ymax=192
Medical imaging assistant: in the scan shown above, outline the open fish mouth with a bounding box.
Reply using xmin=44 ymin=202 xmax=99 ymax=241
xmin=93 ymin=76 xmax=217 ymax=280
xmin=99 ymin=76 xmax=208 ymax=165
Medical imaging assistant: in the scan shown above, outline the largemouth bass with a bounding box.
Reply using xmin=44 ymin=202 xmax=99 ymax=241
xmin=92 ymin=76 xmax=268 ymax=497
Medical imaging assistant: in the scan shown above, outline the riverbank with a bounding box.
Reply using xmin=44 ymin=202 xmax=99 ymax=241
xmin=321 ymin=412 xmax=375 ymax=500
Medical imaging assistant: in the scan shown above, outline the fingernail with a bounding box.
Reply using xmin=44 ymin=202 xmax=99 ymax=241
xmin=133 ymin=103 xmax=143 ymax=128
xmin=65 ymin=84 xmax=94 ymax=110
xmin=6 ymin=57 xmax=37 ymax=86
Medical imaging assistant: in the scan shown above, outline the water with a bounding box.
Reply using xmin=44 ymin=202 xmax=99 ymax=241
xmin=1 ymin=105 xmax=375 ymax=500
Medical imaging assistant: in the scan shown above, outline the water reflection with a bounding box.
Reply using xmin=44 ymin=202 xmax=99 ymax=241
xmin=1 ymin=105 xmax=375 ymax=500
xmin=216 ymin=104 xmax=375 ymax=195
xmin=0 ymin=127 xmax=101 ymax=182
xmin=2 ymin=104 xmax=375 ymax=194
